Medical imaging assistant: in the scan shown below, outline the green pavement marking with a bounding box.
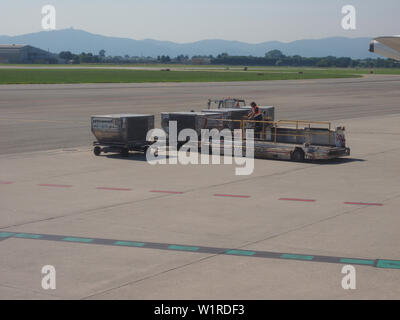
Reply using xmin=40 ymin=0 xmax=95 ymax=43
xmin=281 ymin=254 xmax=314 ymax=261
xmin=168 ymin=245 xmax=200 ymax=252
xmin=5 ymin=230 xmax=400 ymax=271
xmin=114 ymin=241 xmax=145 ymax=247
xmin=376 ymin=260 xmax=400 ymax=270
xmin=340 ymin=258 xmax=375 ymax=265
xmin=62 ymin=237 xmax=94 ymax=243
xmin=0 ymin=232 xmax=15 ymax=238
xmin=225 ymin=249 xmax=256 ymax=256
xmin=14 ymin=233 xmax=42 ymax=239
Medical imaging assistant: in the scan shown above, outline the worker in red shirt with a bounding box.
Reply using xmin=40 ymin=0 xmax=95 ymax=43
xmin=248 ymin=102 xmax=262 ymax=121
xmin=247 ymin=102 xmax=263 ymax=138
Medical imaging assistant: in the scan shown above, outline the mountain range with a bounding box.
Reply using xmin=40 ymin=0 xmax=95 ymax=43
xmin=0 ymin=28 xmax=376 ymax=59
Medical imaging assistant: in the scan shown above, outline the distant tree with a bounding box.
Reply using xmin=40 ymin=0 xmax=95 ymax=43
xmin=316 ymin=58 xmax=329 ymax=67
xmin=59 ymin=51 xmax=80 ymax=64
xmin=59 ymin=51 xmax=74 ymax=60
xmin=99 ymin=49 xmax=106 ymax=58
xmin=217 ymin=53 xmax=229 ymax=59
xmin=79 ymin=52 xmax=100 ymax=63
xmin=175 ymin=54 xmax=188 ymax=63
xmin=336 ymin=57 xmax=352 ymax=68
xmin=160 ymin=55 xmax=171 ymax=63
xmin=72 ymin=56 xmax=80 ymax=64
xmin=265 ymin=50 xmax=285 ymax=59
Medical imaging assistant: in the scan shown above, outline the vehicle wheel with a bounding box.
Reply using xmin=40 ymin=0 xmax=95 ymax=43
xmin=93 ymin=146 xmax=101 ymax=156
xmin=120 ymin=148 xmax=129 ymax=157
xmin=292 ymin=149 xmax=305 ymax=162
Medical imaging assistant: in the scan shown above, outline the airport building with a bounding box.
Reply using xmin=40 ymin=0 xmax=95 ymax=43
xmin=0 ymin=44 xmax=60 ymax=63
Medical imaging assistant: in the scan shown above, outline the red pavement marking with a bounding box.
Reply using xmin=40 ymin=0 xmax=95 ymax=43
xmin=96 ymin=187 xmax=132 ymax=191
xmin=214 ymin=194 xmax=250 ymax=198
xmin=0 ymin=181 xmax=13 ymax=185
xmin=344 ymin=202 xmax=383 ymax=206
xmin=38 ymin=184 xmax=72 ymax=188
xmin=150 ymin=190 xmax=184 ymax=194
xmin=279 ymin=198 xmax=316 ymax=202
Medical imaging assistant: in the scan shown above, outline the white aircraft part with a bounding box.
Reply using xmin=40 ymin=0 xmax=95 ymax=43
xmin=370 ymin=36 xmax=400 ymax=61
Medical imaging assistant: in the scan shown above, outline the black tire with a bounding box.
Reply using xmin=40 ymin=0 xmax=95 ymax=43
xmin=93 ymin=146 xmax=101 ymax=156
xmin=120 ymin=148 xmax=129 ymax=157
xmin=292 ymin=148 xmax=305 ymax=162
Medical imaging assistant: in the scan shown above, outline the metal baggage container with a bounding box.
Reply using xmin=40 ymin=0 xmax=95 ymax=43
xmin=161 ymin=112 xmax=221 ymax=136
xmin=203 ymin=108 xmax=249 ymax=120
xmin=91 ymin=114 xmax=154 ymax=143
xmin=201 ymin=108 xmax=249 ymax=130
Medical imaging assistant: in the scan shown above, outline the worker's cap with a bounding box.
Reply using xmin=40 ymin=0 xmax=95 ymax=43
xmin=250 ymin=102 xmax=257 ymax=107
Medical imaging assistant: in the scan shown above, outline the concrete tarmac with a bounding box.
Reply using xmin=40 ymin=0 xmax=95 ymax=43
xmin=0 ymin=75 xmax=400 ymax=299
xmin=1 ymin=75 xmax=400 ymax=154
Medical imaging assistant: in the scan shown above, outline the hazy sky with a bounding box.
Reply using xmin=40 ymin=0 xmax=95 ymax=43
xmin=1 ymin=0 xmax=398 ymax=43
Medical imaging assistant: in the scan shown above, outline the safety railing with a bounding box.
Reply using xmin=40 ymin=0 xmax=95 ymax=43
xmin=245 ymin=119 xmax=332 ymax=145
xmin=205 ymin=119 xmax=333 ymax=145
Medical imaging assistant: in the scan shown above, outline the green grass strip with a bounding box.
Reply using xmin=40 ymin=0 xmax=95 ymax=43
xmin=0 ymin=69 xmax=362 ymax=85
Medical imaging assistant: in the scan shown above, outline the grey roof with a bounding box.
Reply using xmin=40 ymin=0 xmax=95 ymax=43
xmin=0 ymin=44 xmax=28 ymax=49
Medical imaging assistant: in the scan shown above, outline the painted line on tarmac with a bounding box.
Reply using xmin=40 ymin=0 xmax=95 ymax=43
xmin=2 ymin=181 xmax=387 ymax=206
xmin=150 ymin=190 xmax=184 ymax=194
xmin=0 ymin=118 xmax=86 ymax=124
xmin=62 ymin=237 xmax=94 ymax=243
xmin=96 ymin=187 xmax=132 ymax=191
xmin=0 ymin=232 xmax=15 ymax=241
xmin=214 ymin=194 xmax=251 ymax=198
xmin=2 ymin=231 xmax=400 ymax=270
xmin=279 ymin=198 xmax=316 ymax=202
xmin=344 ymin=202 xmax=383 ymax=206
xmin=38 ymin=184 xmax=73 ymax=188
